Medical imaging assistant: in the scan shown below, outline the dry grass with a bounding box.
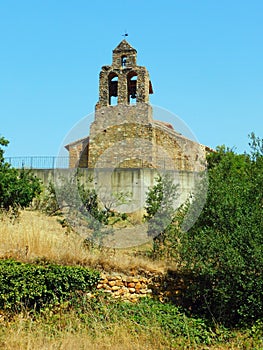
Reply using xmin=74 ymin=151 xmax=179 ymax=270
xmin=0 ymin=312 xmax=260 ymax=350
xmin=0 ymin=210 xmax=167 ymax=275
xmin=0 ymin=210 xmax=176 ymax=349
xmin=0 ymin=210 xmax=260 ymax=349
xmin=0 ymin=311 xmax=171 ymax=350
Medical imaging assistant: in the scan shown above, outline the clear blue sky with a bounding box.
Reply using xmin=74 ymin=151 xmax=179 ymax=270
xmin=1 ymin=0 xmax=262 ymax=157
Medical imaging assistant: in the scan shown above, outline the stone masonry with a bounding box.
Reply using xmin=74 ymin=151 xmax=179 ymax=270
xmin=66 ymin=39 xmax=209 ymax=171
xmin=65 ymin=39 xmax=211 ymax=212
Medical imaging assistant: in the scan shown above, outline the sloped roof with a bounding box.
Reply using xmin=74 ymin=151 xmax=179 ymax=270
xmin=64 ymin=136 xmax=89 ymax=150
xmin=113 ymin=39 xmax=137 ymax=53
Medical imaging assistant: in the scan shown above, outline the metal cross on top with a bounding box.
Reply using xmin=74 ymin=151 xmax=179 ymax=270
xmin=122 ymin=31 xmax=128 ymax=38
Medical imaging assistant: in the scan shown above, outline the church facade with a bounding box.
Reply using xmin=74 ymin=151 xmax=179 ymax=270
xmin=65 ymin=40 xmax=210 ymax=213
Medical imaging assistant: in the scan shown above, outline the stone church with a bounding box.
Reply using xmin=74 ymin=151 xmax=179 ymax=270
xmin=65 ymin=39 xmax=210 ymax=213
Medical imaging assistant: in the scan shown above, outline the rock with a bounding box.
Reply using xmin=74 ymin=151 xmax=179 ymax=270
xmin=138 ymin=293 xmax=147 ymax=298
xmin=113 ymin=289 xmax=122 ymax=296
xmin=135 ymin=282 xmax=142 ymax=290
xmin=95 ymin=273 xmax=158 ymax=303
xmin=129 ymin=288 xmax=136 ymax=293
xmin=103 ymin=284 xmax=112 ymax=290
xmin=130 ymin=297 xmax=138 ymax=303
xmin=108 ymin=276 xmax=117 ymax=281
xmin=127 ymin=282 xmax=135 ymax=288
xmin=115 ymin=280 xmax=124 ymax=287
xmin=130 ymin=293 xmax=138 ymax=298
xmin=111 ymin=286 xmax=120 ymax=291
xmin=139 ymin=289 xmax=147 ymax=294
xmin=100 ymin=279 xmax=108 ymax=284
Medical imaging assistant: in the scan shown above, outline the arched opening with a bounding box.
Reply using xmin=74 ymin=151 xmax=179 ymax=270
xmin=108 ymin=73 xmax=118 ymax=105
xmin=127 ymin=72 xmax=137 ymax=104
xmin=121 ymin=55 xmax=127 ymax=68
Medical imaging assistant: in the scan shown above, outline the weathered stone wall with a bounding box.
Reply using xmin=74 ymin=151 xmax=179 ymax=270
xmin=88 ymin=105 xmax=154 ymax=169
xmin=96 ymin=66 xmax=151 ymax=109
xmin=153 ymin=122 xmax=207 ymax=172
xmin=94 ymin=271 xmax=186 ymax=304
xmin=90 ymin=103 xmax=153 ymax=135
xmin=112 ymin=39 xmax=137 ymax=68
xmin=96 ymin=273 xmax=152 ymax=302
xmin=66 ymin=38 xmax=208 ymax=175
xmin=95 ymin=39 xmax=152 ymax=109
xmin=62 ymin=39 xmax=210 ymax=215
xmin=66 ymin=137 xmax=89 ymax=168
xmin=88 ymin=116 xmax=207 ymax=172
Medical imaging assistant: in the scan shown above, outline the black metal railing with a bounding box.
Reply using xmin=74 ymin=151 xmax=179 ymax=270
xmin=5 ymin=156 xmax=69 ymax=169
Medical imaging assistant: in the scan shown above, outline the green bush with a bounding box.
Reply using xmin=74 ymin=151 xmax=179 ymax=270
xmin=116 ymin=298 xmax=213 ymax=344
xmin=72 ymin=295 xmax=214 ymax=345
xmin=44 ymin=172 xmax=129 ymax=245
xmin=178 ymin=133 xmax=263 ymax=326
xmin=0 ymin=137 xmax=41 ymax=213
xmin=0 ymin=259 xmax=100 ymax=311
xmin=144 ymin=174 xmax=179 ymax=257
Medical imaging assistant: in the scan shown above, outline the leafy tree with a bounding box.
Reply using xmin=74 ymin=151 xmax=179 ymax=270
xmin=0 ymin=136 xmax=9 ymax=164
xmin=0 ymin=137 xmax=41 ymax=213
xmin=42 ymin=171 xmax=127 ymax=246
xmin=144 ymin=174 xmax=179 ymax=257
xmin=178 ymin=134 xmax=263 ymax=326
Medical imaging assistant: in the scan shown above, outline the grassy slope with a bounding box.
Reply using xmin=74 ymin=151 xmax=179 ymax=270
xmin=0 ymin=211 xmax=262 ymax=349
xmin=0 ymin=210 xmax=166 ymax=274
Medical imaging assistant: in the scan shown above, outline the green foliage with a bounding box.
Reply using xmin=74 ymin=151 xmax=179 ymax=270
xmin=115 ymin=298 xmax=213 ymax=345
xmin=0 ymin=137 xmax=41 ymax=213
xmin=178 ymin=133 xmax=263 ymax=326
xmin=35 ymin=181 xmax=61 ymax=215
xmin=1 ymin=292 xmax=262 ymax=348
xmin=71 ymin=295 xmax=214 ymax=346
xmin=144 ymin=174 xmax=179 ymax=257
xmin=0 ymin=136 xmax=9 ymax=163
xmin=78 ymin=182 xmax=112 ymax=226
xmin=39 ymin=173 xmax=128 ymax=245
xmin=0 ymin=259 xmax=100 ymax=311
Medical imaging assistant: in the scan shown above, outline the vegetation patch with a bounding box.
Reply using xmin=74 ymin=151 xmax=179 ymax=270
xmin=0 ymin=259 xmax=100 ymax=311
xmin=1 ymin=133 xmax=263 ymax=348
xmin=0 ymin=137 xmax=41 ymax=215
xmin=144 ymin=133 xmax=263 ymax=327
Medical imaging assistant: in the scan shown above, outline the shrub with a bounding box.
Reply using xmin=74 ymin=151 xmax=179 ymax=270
xmin=0 ymin=137 xmax=41 ymax=213
xmin=43 ymin=172 xmax=129 ymax=245
xmin=72 ymin=295 xmax=214 ymax=345
xmin=144 ymin=174 xmax=179 ymax=258
xmin=178 ymin=134 xmax=263 ymax=326
xmin=0 ymin=259 xmax=100 ymax=311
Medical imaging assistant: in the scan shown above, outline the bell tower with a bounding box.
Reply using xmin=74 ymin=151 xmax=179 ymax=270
xmin=95 ymin=39 xmax=153 ymax=109
xmin=88 ymin=40 xmax=154 ymax=168
xmin=65 ymin=38 xmax=209 ymax=219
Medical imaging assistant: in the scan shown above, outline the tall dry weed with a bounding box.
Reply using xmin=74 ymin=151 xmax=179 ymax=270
xmin=0 ymin=210 xmax=166 ymax=275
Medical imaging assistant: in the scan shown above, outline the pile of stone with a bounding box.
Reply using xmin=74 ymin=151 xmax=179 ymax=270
xmin=96 ymin=273 xmax=153 ymax=302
